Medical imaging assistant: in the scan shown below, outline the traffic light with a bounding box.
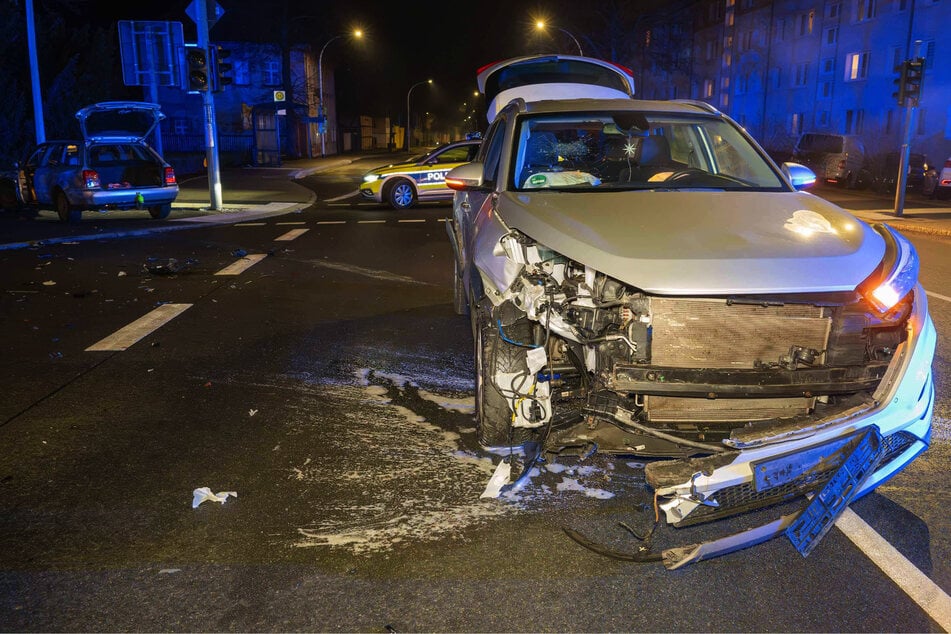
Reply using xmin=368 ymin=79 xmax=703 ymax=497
xmin=893 ymin=58 xmax=925 ymax=107
xmin=185 ymin=46 xmax=209 ymax=92
xmin=903 ymin=58 xmax=924 ymax=106
xmin=892 ymin=62 xmax=906 ymax=106
xmin=211 ymin=44 xmax=233 ymax=92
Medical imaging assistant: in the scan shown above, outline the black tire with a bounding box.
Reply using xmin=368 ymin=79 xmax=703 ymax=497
xmin=54 ymin=191 xmax=81 ymax=223
xmin=386 ymin=178 xmax=416 ymax=209
xmin=149 ymin=203 xmax=171 ymax=219
xmin=474 ymin=305 xmax=534 ymax=448
xmin=452 ymin=261 xmax=469 ymax=316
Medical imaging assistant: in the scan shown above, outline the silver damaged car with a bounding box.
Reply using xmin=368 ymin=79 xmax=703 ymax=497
xmin=445 ymin=94 xmax=936 ymax=567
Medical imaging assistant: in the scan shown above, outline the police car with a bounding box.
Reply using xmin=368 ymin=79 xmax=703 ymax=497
xmin=360 ymin=139 xmax=481 ymax=209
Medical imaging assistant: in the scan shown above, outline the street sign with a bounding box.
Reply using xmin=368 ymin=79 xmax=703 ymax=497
xmin=273 ymin=90 xmax=286 ymax=102
xmin=118 ymin=21 xmax=185 ymax=87
xmin=185 ymin=0 xmax=225 ymax=30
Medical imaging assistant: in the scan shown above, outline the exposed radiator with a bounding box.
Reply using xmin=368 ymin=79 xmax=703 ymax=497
xmin=649 ymin=298 xmax=832 ymax=369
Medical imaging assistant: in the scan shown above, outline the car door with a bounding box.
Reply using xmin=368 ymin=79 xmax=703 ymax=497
xmin=454 ymin=117 xmax=508 ymax=301
xmin=23 ymin=144 xmax=63 ymax=205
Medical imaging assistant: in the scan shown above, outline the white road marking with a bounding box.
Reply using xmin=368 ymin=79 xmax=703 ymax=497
xmin=926 ymin=290 xmax=951 ymax=304
xmin=85 ymin=303 xmax=192 ymax=352
xmin=316 ymin=220 xmax=347 ymax=225
xmin=275 ymin=228 xmax=310 ymax=241
xmin=307 ymin=259 xmax=433 ymax=286
xmin=836 ymin=508 xmax=951 ymax=631
xmin=357 ymin=220 xmax=386 ymax=224
xmin=397 ymin=219 xmax=426 ymax=223
xmin=215 ymin=253 xmax=268 ymax=275
xmin=234 ymin=222 xmax=267 ymax=227
xmin=276 ymin=221 xmax=307 ymax=225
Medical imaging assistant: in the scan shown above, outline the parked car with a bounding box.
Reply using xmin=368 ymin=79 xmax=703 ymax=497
xmin=792 ymin=132 xmax=867 ymax=188
xmin=12 ymin=101 xmax=178 ymax=222
xmin=444 ymin=57 xmax=935 ymax=567
xmin=870 ymin=151 xmax=929 ymax=194
xmin=359 ymin=139 xmax=481 ymax=209
xmin=935 ymin=156 xmax=951 ymax=200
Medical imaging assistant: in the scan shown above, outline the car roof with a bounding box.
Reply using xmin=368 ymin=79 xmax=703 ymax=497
xmin=511 ymin=97 xmax=721 ymax=117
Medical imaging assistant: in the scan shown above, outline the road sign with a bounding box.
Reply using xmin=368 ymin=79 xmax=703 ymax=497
xmin=118 ymin=21 xmax=185 ymax=87
xmin=273 ymin=90 xmax=286 ymax=102
xmin=185 ymin=0 xmax=225 ymax=30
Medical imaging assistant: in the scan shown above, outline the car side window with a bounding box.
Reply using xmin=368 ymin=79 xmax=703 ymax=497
xmin=26 ymin=145 xmax=49 ymax=168
xmin=480 ymin=119 xmax=506 ymax=186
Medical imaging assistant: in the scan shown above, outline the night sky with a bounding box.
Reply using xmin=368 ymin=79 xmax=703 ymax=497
xmin=108 ymin=0 xmax=602 ymax=126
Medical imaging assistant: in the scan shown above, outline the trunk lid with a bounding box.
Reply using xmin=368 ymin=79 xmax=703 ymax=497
xmin=76 ymin=101 xmax=164 ymax=143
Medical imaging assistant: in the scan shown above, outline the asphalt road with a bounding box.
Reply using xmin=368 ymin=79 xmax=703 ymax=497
xmin=0 ymin=159 xmax=949 ymax=632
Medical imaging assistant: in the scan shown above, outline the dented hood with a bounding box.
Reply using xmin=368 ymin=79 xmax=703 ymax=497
xmin=495 ymin=190 xmax=885 ymax=295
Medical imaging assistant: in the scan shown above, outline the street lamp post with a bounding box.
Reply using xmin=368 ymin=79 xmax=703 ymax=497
xmin=406 ymin=79 xmax=432 ymax=151
xmin=534 ymin=20 xmax=583 ymax=56
xmin=317 ymin=29 xmax=362 ymax=157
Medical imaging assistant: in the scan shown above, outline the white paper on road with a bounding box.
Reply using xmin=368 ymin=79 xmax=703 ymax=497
xmin=192 ymin=487 xmax=238 ymax=508
xmin=480 ymin=461 xmax=512 ymax=499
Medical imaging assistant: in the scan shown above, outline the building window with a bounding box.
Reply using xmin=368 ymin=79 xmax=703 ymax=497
xmin=827 ymin=2 xmax=841 ymax=18
xmin=172 ymin=118 xmax=189 ymax=135
xmin=820 ymin=81 xmax=833 ymax=98
xmin=924 ymin=40 xmax=935 ymax=69
xmin=233 ymin=59 xmax=250 ymax=86
xmin=769 ymin=67 xmax=781 ymax=89
xmin=791 ymin=113 xmax=804 ymax=135
xmin=263 ymin=59 xmax=281 ymax=86
xmin=822 ymin=58 xmax=835 ymax=74
xmin=740 ymin=30 xmax=753 ymax=51
xmin=845 ymin=109 xmax=864 ymax=133
xmin=886 ymin=109 xmax=896 ymax=134
xmin=703 ymin=79 xmax=714 ymax=98
xmin=818 ymin=111 xmax=830 ymax=126
xmin=706 ymin=39 xmax=717 ymax=60
xmin=845 ymin=51 xmax=870 ymax=80
xmin=856 ymin=0 xmax=876 ymax=21
xmin=824 ymin=26 xmax=838 ymax=45
xmin=775 ymin=18 xmax=786 ymax=41
xmin=737 ymin=73 xmax=750 ymax=94
xmin=897 ymin=0 xmax=909 ymax=10
xmin=917 ymin=109 xmax=926 ymax=136
xmin=794 ymin=62 xmax=810 ymax=87
xmin=798 ymin=11 xmax=815 ymax=35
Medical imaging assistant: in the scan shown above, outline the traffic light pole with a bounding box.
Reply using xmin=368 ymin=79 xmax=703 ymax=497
xmin=195 ymin=0 xmax=223 ymax=211
xmin=894 ymin=41 xmax=922 ymax=218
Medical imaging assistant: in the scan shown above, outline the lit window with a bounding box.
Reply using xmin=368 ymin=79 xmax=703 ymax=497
xmin=845 ymin=51 xmax=870 ymax=80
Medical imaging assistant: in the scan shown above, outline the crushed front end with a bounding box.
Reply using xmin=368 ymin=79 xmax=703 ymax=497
xmin=475 ymin=221 xmax=935 ymax=562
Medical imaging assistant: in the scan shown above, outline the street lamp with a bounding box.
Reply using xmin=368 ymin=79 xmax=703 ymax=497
xmin=534 ymin=20 xmax=583 ymax=56
xmin=318 ymin=29 xmax=362 ymax=157
xmin=406 ymin=78 xmax=432 ymax=151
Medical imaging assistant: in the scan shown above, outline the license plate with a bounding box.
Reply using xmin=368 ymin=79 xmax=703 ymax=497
xmin=785 ymin=425 xmax=883 ymax=556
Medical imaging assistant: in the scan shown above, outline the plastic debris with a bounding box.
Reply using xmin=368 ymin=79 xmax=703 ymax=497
xmin=158 ymin=568 xmax=181 ymax=575
xmin=480 ymin=460 xmax=512 ymax=498
xmin=248 ymin=408 xmax=258 ymax=417
xmin=144 ymin=257 xmax=197 ymax=276
xmin=231 ymin=248 xmax=248 ymax=257
xmin=192 ymin=487 xmax=237 ymax=508
xmin=42 ymin=280 xmax=56 ymax=286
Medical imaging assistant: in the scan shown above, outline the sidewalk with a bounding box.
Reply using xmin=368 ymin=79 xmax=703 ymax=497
xmin=1 ymin=153 xmax=950 ymax=251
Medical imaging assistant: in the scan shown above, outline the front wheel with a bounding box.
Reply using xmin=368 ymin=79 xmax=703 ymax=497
xmin=54 ymin=191 xmax=81 ymax=223
xmin=387 ymin=178 xmax=417 ymax=210
xmin=474 ymin=306 xmax=535 ymax=448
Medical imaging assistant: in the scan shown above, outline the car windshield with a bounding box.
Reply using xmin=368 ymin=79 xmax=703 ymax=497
xmin=511 ymin=111 xmax=787 ymax=192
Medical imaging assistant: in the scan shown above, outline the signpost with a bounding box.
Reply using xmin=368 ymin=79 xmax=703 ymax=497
xmin=117 ymin=20 xmax=184 ymax=155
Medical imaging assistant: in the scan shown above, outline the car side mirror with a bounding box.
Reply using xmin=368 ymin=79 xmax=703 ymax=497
xmin=782 ymin=162 xmax=816 ymax=191
xmin=445 ymin=161 xmax=485 ymax=191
